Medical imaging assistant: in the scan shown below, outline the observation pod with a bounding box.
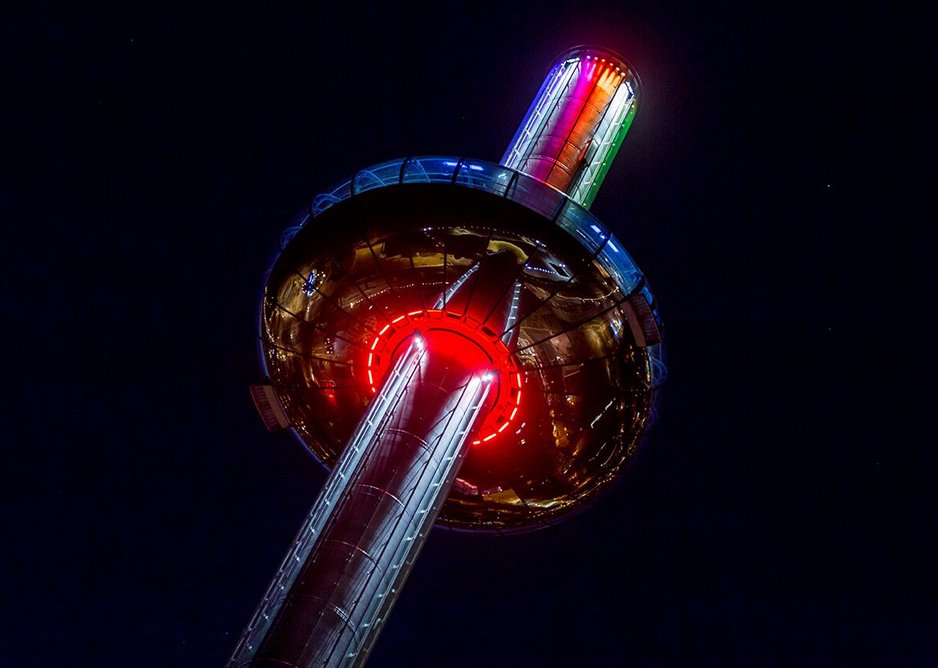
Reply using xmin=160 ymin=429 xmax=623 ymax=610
xmin=230 ymin=46 xmax=666 ymax=668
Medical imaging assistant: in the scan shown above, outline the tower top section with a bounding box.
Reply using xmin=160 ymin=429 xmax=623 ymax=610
xmin=501 ymin=46 xmax=640 ymax=209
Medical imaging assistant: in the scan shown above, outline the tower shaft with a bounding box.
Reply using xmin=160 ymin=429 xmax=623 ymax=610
xmin=229 ymin=340 xmax=491 ymax=667
xmin=501 ymin=47 xmax=640 ymax=208
xmin=233 ymin=44 xmax=658 ymax=668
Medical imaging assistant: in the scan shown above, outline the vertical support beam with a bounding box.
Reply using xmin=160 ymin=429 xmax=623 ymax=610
xmin=229 ymin=337 xmax=492 ymax=668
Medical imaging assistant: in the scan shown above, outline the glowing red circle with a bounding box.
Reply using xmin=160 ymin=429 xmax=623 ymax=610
xmin=362 ymin=309 xmax=523 ymax=446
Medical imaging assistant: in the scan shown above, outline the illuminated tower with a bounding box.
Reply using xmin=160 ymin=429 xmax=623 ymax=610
xmin=229 ymin=46 xmax=666 ymax=668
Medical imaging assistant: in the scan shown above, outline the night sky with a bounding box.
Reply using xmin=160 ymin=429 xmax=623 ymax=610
xmin=5 ymin=2 xmax=934 ymax=666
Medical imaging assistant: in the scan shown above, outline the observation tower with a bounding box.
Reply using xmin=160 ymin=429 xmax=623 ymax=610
xmin=229 ymin=46 xmax=666 ymax=668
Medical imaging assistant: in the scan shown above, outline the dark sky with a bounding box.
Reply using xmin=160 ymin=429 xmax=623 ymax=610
xmin=5 ymin=1 xmax=934 ymax=666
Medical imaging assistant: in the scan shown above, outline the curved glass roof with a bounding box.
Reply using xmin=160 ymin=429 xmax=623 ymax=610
xmin=279 ymin=155 xmax=665 ymax=387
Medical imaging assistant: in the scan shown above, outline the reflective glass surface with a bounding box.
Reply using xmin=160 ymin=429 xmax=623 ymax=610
xmin=260 ymin=161 xmax=664 ymax=531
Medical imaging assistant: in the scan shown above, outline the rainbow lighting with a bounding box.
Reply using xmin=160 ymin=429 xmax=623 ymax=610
xmin=231 ymin=45 xmax=664 ymax=668
xmin=502 ymin=47 xmax=640 ymax=208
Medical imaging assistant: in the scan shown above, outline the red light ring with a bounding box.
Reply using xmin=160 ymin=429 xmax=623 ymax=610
xmin=363 ymin=309 xmax=523 ymax=446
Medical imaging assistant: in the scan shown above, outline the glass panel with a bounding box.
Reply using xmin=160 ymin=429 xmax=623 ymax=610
xmin=453 ymin=160 xmax=513 ymax=195
xmin=279 ymin=210 xmax=310 ymax=248
xmin=311 ymin=179 xmax=351 ymax=216
xmin=636 ymin=284 xmax=662 ymax=327
xmin=508 ymin=172 xmax=566 ymax=220
xmin=640 ymin=284 xmax=655 ymax=308
xmin=597 ymin=235 xmax=643 ymax=296
xmin=353 ymin=159 xmax=404 ymax=194
xmin=647 ymin=342 xmax=667 ymax=387
xmin=554 ymin=201 xmax=607 ymax=254
xmin=402 ymin=156 xmax=458 ymax=183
